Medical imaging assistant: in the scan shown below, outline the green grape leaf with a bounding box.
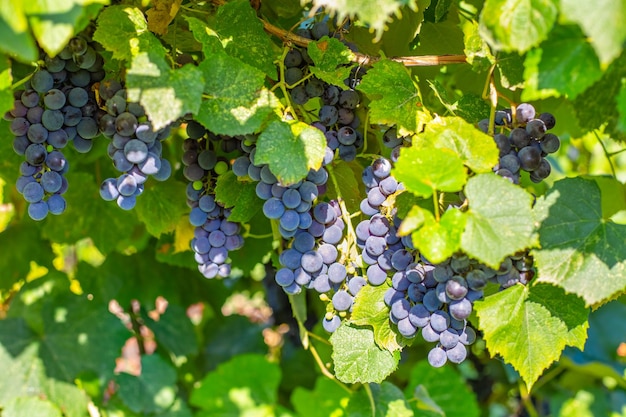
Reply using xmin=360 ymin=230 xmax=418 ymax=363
xmin=0 ymin=320 xmax=89 ymax=417
xmin=158 ymin=398 xmax=194 ymax=417
xmin=306 ymin=0 xmax=420 ymax=41
xmin=93 ymin=5 xmax=197 ymax=130
xmin=588 ymin=175 xmax=626 ymax=219
xmin=559 ymin=0 xmax=626 ymax=67
xmin=186 ymin=16 xmax=222 ymax=56
xmin=162 ymin=22 xmax=202 ymax=53
xmin=0 ymin=1 xmax=38 ymax=62
xmin=403 ymin=360 xmax=480 ymax=417
xmin=564 ymin=301 xmax=626 ymax=379
xmin=38 ymin=293 xmax=129 ymax=382
xmin=190 ymin=354 xmax=281 ymax=414
xmin=435 ymin=0 xmax=453 ymax=22
xmin=135 ymin=180 xmax=189 ymax=238
xmin=76 ymin=245 xmax=215 ymax=308
xmin=461 ymin=174 xmax=537 ymax=268
xmin=521 ymin=48 xmax=559 ymax=101
xmin=395 ymin=191 xmax=432 ymax=221
xmin=126 ymin=61 xmax=204 ymax=131
xmin=357 ymin=58 xmax=431 ymax=136
xmin=255 ymin=120 xmax=326 ymax=185
xmin=116 ymin=355 xmax=177 ymax=414
xmin=479 ymin=0 xmax=557 ymax=53
xmin=0 ymin=304 xmax=94 ymax=417
xmin=39 ymin=378 xmax=90 ymax=417
xmin=40 ymin=173 xmax=142 ymax=255
xmin=351 ymin=283 xmax=409 ymax=352
xmin=308 ymin=37 xmax=354 ymax=72
xmin=94 ymin=5 xmax=167 ymax=62
xmin=392 ymin=145 xmax=467 ymax=198
xmin=453 ymin=93 xmax=491 ymax=124
xmin=550 ymin=388 xmax=612 ymax=417
xmin=330 ymin=323 xmax=400 ymax=384
xmin=462 ymin=19 xmax=495 ymax=71
xmin=412 ymin=18 xmax=464 ymax=57
xmin=0 ymin=320 xmax=46 ymax=403
xmin=307 ymin=37 xmax=354 ymax=87
xmin=141 ymin=304 xmax=198 ymax=357
xmin=6 ymin=272 xmax=68 ymax=334
xmin=214 ymin=0 xmax=278 ymax=80
xmin=196 ymin=53 xmax=279 ymax=136
xmin=0 ymin=224 xmax=54 ymax=291
xmin=522 ymin=25 xmax=603 ymax=101
xmin=291 ymin=376 xmax=350 ymax=417
xmin=326 ymin=162 xmax=362 ymax=215
xmin=0 ymin=54 xmax=13 ymax=116
xmin=618 ymin=79 xmax=626 ymax=132
xmin=2 ymin=397 xmax=62 ymax=417
xmin=398 ymin=204 xmax=428 ymax=236
xmin=412 ymin=385 xmax=445 ymax=416
xmin=309 ymin=65 xmax=353 ymax=91
xmin=572 ymin=52 xmax=626 ymax=136
xmin=474 ymin=283 xmax=589 ymax=390
xmin=419 ymin=116 xmax=500 ymax=173
xmin=214 ymin=171 xmax=263 ymax=223
xmin=345 ymin=382 xmax=413 ymax=417
xmin=533 ymin=177 xmax=626 ymax=306
xmin=202 ymin=316 xmax=268 ymax=370
xmin=497 ymin=52 xmax=525 ymax=90
xmin=411 ymin=207 xmax=467 ymax=264
xmin=24 ymin=0 xmax=106 ymax=58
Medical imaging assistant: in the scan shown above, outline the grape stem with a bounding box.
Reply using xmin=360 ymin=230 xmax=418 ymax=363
xmin=10 ymin=70 xmax=36 ymax=90
xmin=261 ymin=19 xmax=467 ymax=67
xmin=481 ymin=64 xmax=498 ymax=136
xmin=307 ymin=340 xmax=353 ymax=394
xmin=128 ymin=303 xmax=147 ymax=355
xmin=243 ymin=232 xmax=274 ymax=239
xmin=359 ymin=110 xmax=371 ymax=156
xmin=364 ymin=383 xmax=376 ymax=417
xmin=432 ymin=190 xmax=440 ymax=222
xmin=306 ymin=330 xmax=332 ymax=346
xmin=518 ymin=380 xmax=539 ymax=417
xmin=594 ymin=130 xmax=617 ymax=178
xmin=272 ymin=46 xmax=299 ymax=122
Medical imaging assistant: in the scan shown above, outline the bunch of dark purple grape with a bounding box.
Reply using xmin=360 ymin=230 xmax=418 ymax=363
xmin=98 ymin=80 xmax=172 ymax=210
xmin=182 ymin=121 xmax=244 ymax=279
xmin=5 ymin=35 xmax=105 ymax=220
xmin=483 ymin=103 xmax=560 ymax=184
xmin=283 ymin=23 xmax=365 ymax=162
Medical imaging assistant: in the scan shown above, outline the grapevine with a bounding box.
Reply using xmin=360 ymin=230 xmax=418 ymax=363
xmin=0 ymin=1 xmax=625 ymax=416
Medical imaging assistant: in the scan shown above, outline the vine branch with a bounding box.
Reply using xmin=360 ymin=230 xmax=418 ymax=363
xmin=261 ymin=20 xmax=467 ymax=67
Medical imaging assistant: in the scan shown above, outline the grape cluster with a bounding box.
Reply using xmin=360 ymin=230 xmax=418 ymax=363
xmin=283 ymin=31 xmax=364 ymax=162
xmin=274 ymin=201 xmax=345 ymax=292
xmin=381 ymin=126 xmax=411 ymax=163
xmin=5 ymin=35 xmax=105 ymax=219
xmin=353 ymin=157 xmax=483 ymax=367
xmin=231 ymin=133 xmax=329 ymax=240
xmin=97 ymin=81 xmax=172 ymax=210
xmin=388 ymin=255 xmax=483 ymax=367
xmin=491 ymin=251 xmax=535 ymax=289
xmin=183 ymin=123 xmax=244 ymax=279
xmin=482 ymin=103 xmax=560 ymax=184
